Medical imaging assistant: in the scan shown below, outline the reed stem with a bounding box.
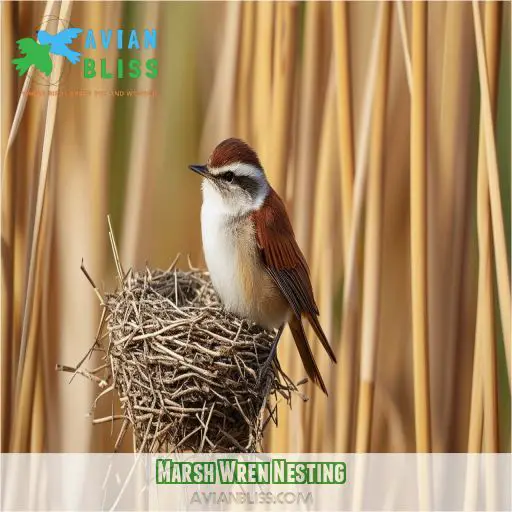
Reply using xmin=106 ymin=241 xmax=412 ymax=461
xmin=472 ymin=0 xmax=511 ymax=380
xmin=410 ymin=0 xmax=432 ymax=453
xmin=468 ymin=0 xmax=502 ymax=454
xmin=355 ymin=1 xmax=392 ymax=453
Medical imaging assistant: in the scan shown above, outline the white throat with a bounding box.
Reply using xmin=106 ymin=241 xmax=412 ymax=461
xmin=200 ymin=162 xmax=268 ymax=317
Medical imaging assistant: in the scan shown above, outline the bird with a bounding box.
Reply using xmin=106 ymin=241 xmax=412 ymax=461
xmin=37 ymin=28 xmax=83 ymax=64
xmin=189 ymin=138 xmax=337 ymax=394
xmin=12 ymin=38 xmax=52 ymax=76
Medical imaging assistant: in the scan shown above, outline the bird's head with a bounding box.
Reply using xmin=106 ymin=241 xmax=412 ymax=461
xmin=189 ymin=138 xmax=269 ymax=216
xmin=36 ymin=30 xmax=50 ymax=44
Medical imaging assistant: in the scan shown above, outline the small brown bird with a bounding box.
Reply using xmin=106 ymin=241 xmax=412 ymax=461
xmin=189 ymin=138 xmax=336 ymax=394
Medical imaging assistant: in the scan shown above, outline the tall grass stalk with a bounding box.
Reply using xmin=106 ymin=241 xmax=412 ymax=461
xmin=355 ymin=1 xmax=392 ymax=453
xmin=472 ymin=0 xmax=511 ymax=379
xmin=468 ymin=0 xmax=502 ymax=454
xmin=335 ymin=2 xmax=386 ymax=453
xmin=14 ymin=1 xmax=73 ymax=446
xmin=396 ymin=0 xmax=412 ymax=91
xmin=432 ymin=1 xmax=473 ymax=451
xmin=1 ymin=0 xmax=54 ymax=451
xmin=309 ymin=66 xmax=337 ymax=452
xmin=269 ymin=2 xmax=297 ymax=196
xmin=410 ymin=0 xmax=432 ymax=454
xmin=121 ymin=3 xmax=159 ymax=267
xmin=293 ymin=2 xmax=324 ymax=258
xmin=332 ymin=0 xmax=355 ymax=259
xmin=252 ymin=1 xmax=273 ymax=162
xmin=200 ymin=2 xmax=240 ymax=157
xmin=236 ymin=2 xmax=255 ymax=141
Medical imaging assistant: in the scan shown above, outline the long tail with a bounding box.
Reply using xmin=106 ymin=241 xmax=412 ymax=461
xmin=305 ymin=312 xmax=337 ymax=363
xmin=289 ymin=315 xmax=328 ymax=395
xmin=12 ymin=57 xmax=30 ymax=76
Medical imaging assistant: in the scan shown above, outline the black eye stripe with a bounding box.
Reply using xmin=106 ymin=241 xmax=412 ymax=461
xmin=216 ymin=172 xmax=260 ymax=197
xmin=234 ymin=175 xmax=260 ymax=197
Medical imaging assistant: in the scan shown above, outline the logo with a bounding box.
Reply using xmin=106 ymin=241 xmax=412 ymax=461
xmin=12 ymin=27 xmax=82 ymax=77
xmin=12 ymin=17 xmax=158 ymax=86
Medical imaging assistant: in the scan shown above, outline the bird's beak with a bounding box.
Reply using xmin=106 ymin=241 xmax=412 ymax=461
xmin=188 ymin=164 xmax=210 ymax=179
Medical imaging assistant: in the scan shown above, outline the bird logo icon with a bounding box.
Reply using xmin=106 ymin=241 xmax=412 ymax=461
xmin=37 ymin=28 xmax=83 ymax=64
xmin=12 ymin=38 xmax=52 ymax=76
xmin=12 ymin=27 xmax=82 ymax=77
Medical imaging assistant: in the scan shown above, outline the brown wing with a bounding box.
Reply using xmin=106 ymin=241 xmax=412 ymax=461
xmin=252 ymin=189 xmax=336 ymax=363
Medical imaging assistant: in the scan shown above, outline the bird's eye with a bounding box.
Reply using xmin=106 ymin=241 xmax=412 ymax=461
xmin=223 ymin=171 xmax=234 ymax=183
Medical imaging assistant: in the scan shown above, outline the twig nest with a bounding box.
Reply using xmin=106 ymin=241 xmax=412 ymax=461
xmin=100 ymin=265 xmax=297 ymax=453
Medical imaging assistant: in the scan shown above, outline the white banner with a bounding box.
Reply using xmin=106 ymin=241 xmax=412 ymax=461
xmin=1 ymin=454 xmax=510 ymax=511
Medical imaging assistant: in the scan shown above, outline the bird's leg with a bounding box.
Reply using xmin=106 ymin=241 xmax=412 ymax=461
xmin=258 ymin=324 xmax=284 ymax=383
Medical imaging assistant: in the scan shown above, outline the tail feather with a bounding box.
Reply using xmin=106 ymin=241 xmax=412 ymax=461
xmin=289 ymin=316 xmax=328 ymax=395
xmin=305 ymin=313 xmax=337 ymax=363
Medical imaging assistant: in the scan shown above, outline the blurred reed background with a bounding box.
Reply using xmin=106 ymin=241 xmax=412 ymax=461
xmin=1 ymin=0 xmax=510 ymax=453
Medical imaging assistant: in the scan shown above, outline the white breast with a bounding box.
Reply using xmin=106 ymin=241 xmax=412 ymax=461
xmin=201 ymin=188 xmax=246 ymax=314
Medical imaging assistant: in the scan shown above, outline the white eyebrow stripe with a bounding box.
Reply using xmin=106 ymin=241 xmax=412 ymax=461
xmin=209 ymin=162 xmax=263 ymax=180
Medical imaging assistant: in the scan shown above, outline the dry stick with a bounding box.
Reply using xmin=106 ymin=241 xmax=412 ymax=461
xmin=335 ymin=3 xmax=385 ymax=453
xmin=56 ymin=365 xmax=108 ymax=388
xmin=468 ymin=0 xmax=502 ymax=456
xmin=81 ymin=259 xmax=104 ymax=304
xmin=332 ymin=0 xmax=355 ymax=258
xmin=269 ymin=2 xmax=297 ymax=196
xmin=355 ymin=2 xmax=392 ymax=454
xmin=472 ymin=0 xmax=511 ymax=382
xmin=410 ymin=0 xmax=432 ymax=454
xmin=108 ymin=215 xmax=124 ymax=281
xmin=15 ymin=0 xmax=73 ymax=416
xmin=70 ymin=307 xmax=107 ymax=384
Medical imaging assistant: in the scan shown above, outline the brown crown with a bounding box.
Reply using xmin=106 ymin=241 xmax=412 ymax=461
xmin=208 ymin=138 xmax=263 ymax=170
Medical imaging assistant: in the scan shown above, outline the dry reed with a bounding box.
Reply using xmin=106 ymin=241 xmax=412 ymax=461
xmin=468 ymin=0 xmax=502 ymax=454
xmin=410 ymin=0 xmax=432 ymax=454
xmin=355 ymin=1 xmax=392 ymax=454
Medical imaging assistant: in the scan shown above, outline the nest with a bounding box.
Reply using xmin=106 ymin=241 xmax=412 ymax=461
xmin=61 ymin=244 xmax=302 ymax=453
